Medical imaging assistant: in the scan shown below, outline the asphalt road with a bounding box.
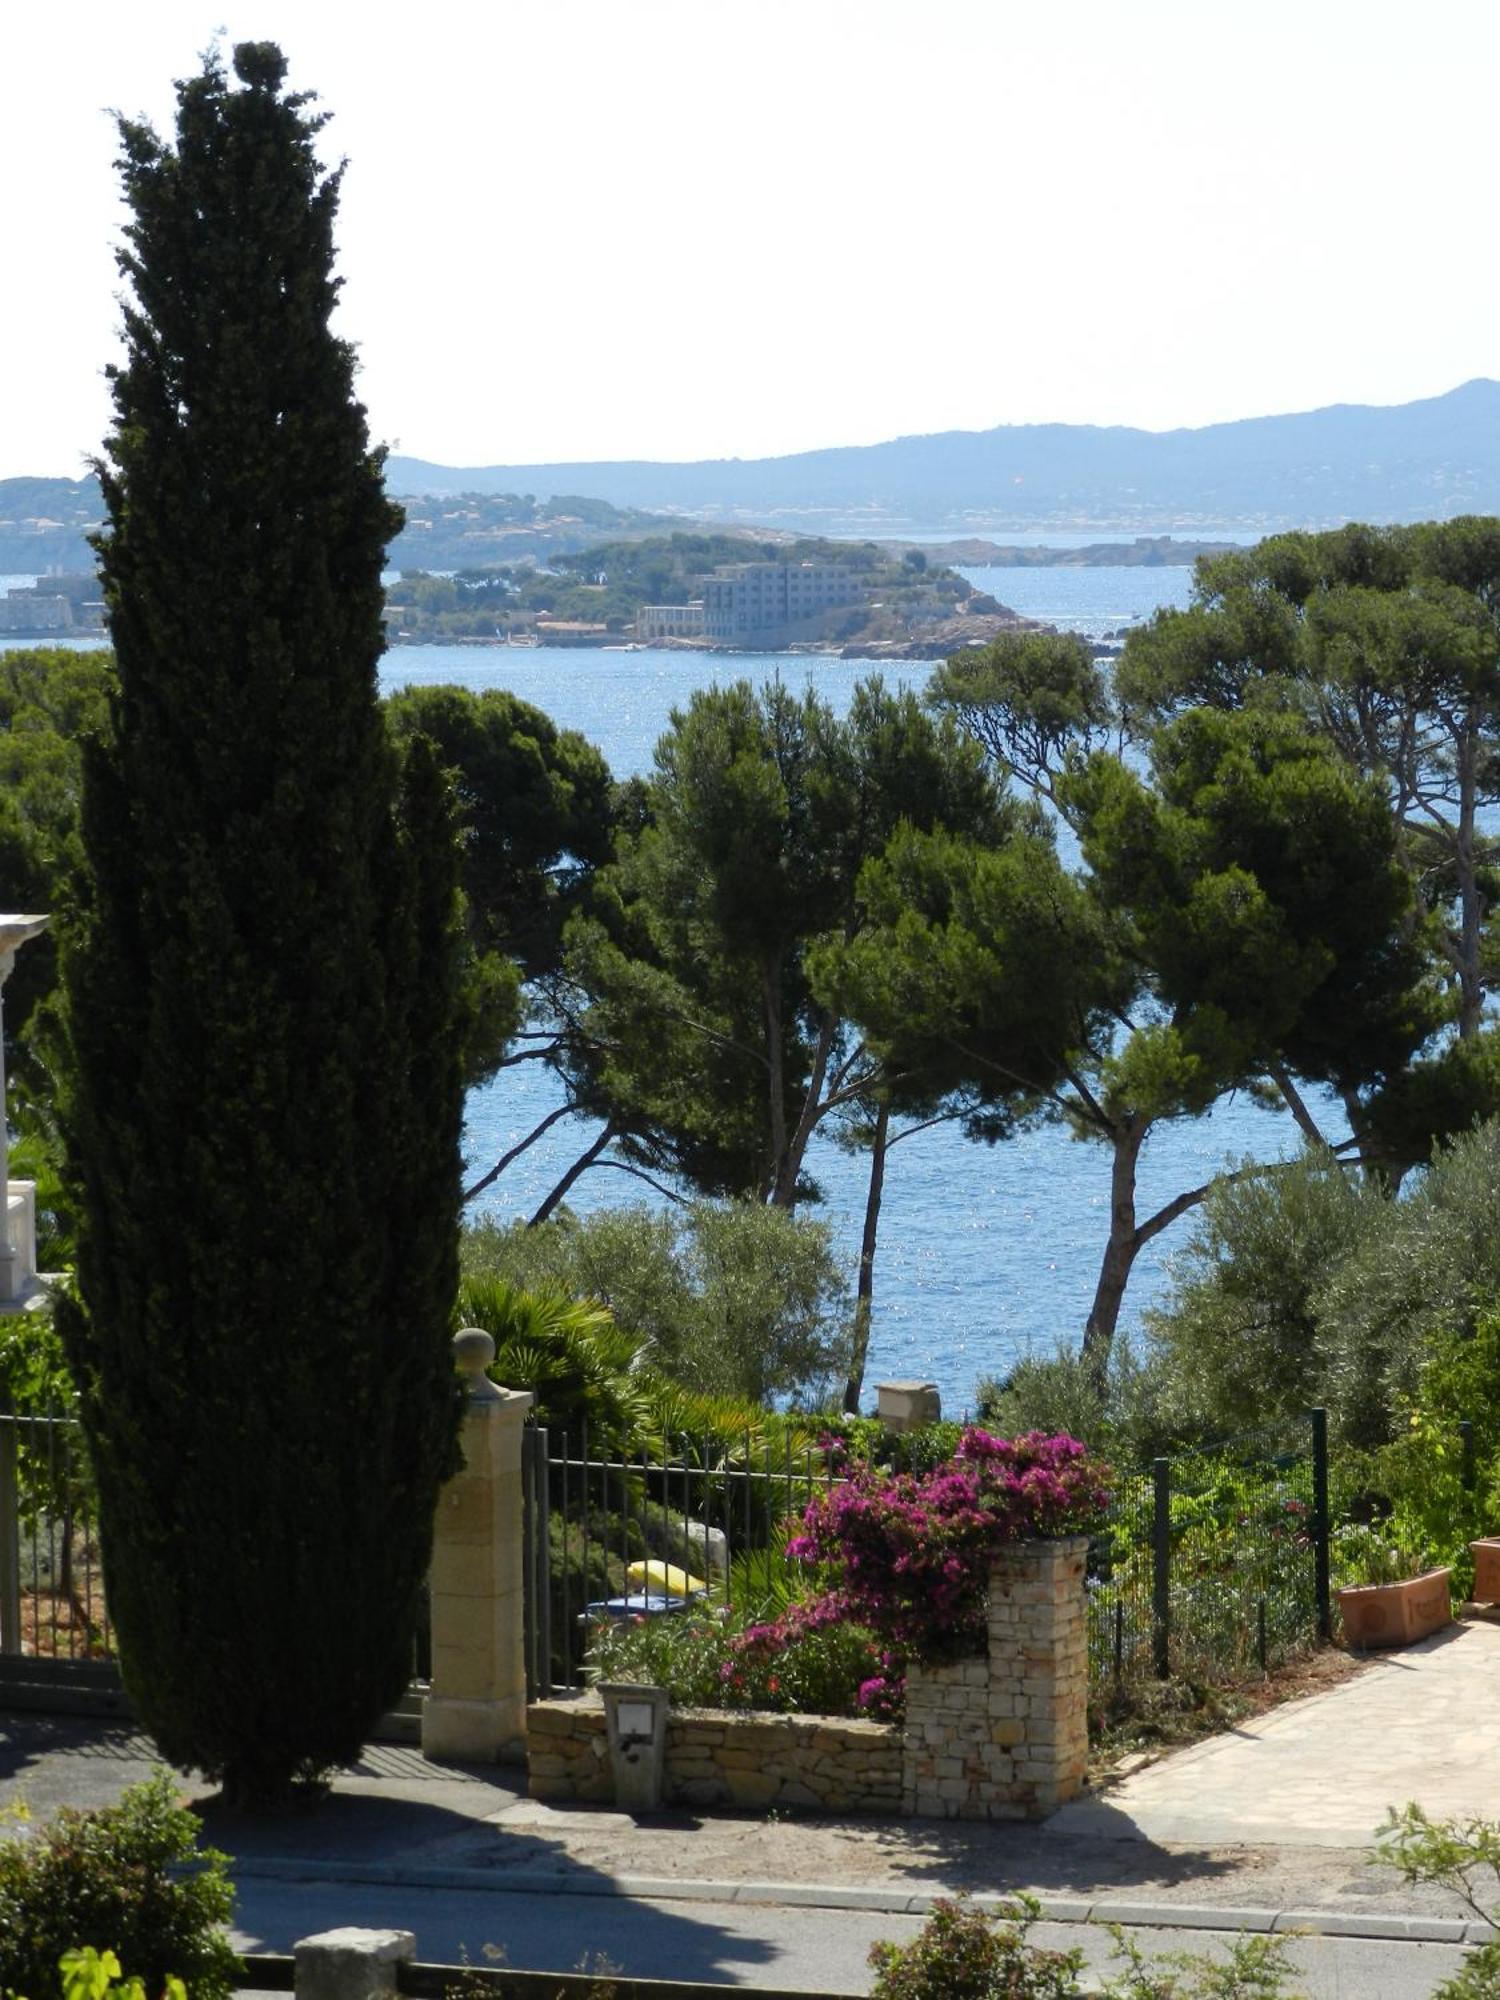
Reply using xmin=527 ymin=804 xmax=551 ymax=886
xmin=229 ymin=1873 xmax=1478 ymax=1998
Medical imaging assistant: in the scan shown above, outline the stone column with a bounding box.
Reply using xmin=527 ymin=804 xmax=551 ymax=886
xmin=902 ymin=1534 xmax=1090 ymax=1820
xmin=421 ymin=1330 xmax=533 ymax=1764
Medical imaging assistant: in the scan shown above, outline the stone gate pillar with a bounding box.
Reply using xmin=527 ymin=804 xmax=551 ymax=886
xmin=421 ymin=1330 xmax=533 ymax=1764
xmin=902 ymin=1534 xmax=1090 ymax=1819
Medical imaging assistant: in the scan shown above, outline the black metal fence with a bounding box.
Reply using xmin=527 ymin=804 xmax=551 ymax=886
xmin=521 ymin=1422 xmax=843 ymax=1698
xmin=1087 ymin=1409 xmax=1332 ymax=1689
xmin=0 ymin=1399 xmax=1395 ymax=1711
xmin=0 ymin=1406 xmax=113 ymax=1661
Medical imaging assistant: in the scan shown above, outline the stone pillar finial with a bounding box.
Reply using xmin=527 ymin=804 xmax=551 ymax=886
xmin=452 ymin=1325 xmax=502 ymax=1400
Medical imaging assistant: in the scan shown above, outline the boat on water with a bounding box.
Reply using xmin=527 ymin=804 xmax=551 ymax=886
xmin=505 ymin=630 xmax=540 ymax=648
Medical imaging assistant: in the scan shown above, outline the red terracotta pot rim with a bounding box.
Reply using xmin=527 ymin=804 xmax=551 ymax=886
xmin=1334 ymin=1567 xmax=1452 ymax=1597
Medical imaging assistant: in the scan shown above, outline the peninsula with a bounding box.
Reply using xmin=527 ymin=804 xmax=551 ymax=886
xmin=383 ymin=532 xmax=1032 ymax=654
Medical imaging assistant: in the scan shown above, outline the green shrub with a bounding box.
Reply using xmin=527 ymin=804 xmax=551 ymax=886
xmin=1142 ymin=1148 xmax=1384 ymax=1446
xmin=462 ymin=1202 xmax=852 ymax=1407
xmin=867 ymin=1896 xmax=1307 ymax=1998
xmin=1375 ymin=1803 xmax=1500 ymax=1999
xmin=0 ymin=1774 xmax=239 ymax=2000
xmin=977 ymin=1337 xmax=1174 ymax=1466
xmin=868 ymin=1896 xmax=1083 ymax=1999
xmin=586 ymin=1603 xmax=889 ymax=1719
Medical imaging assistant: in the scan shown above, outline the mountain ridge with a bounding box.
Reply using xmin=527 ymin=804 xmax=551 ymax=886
xmin=385 ymin=380 xmax=1500 ymax=531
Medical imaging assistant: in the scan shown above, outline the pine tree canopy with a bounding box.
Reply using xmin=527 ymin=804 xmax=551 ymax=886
xmin=58 ymin=43 xmax=466 ymax=1808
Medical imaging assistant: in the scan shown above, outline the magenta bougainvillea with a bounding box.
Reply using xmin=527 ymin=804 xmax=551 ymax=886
xmin=784 ymin=1428 xmax=1110 ymax=1668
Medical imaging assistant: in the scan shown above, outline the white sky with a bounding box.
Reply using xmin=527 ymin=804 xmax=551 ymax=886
xmin=4 ymin=0 xmax=1498 ymax=479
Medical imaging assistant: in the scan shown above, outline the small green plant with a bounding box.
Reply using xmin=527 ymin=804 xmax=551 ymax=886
xmin=58 ymin=1945 xmax=187 ymax=2000
xmin=1375 ymin=1802 xmax=1500 ymax=1998
xmin=0 ymin=1774 xmax=239 ymax=2000
xmin=1330 ymin=1521 xmax=1432 ymax=1590
xmin=867 ymin=1897 xmax=1308 ymax=1999
xmin=868 ymin=1896 xmax=1084 ymax=1999
xmin=1102 ymin=1926 xmax=1306 ymax=1998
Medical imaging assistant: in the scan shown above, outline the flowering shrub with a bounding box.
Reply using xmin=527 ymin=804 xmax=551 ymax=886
xmin=586 ymin=1602 xmax=893 ymax=1719
xmin=788 ymin=1429 xmax=1109 ymax=1663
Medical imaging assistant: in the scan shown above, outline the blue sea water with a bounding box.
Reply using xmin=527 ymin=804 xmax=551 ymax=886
xmin=5 ymin=561 xmax=1332 ymax=1411
xmin=381 ymin=563 xmax=1336 ymax=1413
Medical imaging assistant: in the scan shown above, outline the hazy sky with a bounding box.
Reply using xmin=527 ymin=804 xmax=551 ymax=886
xmin=5 ymin=0 xmax=1497 ymax=479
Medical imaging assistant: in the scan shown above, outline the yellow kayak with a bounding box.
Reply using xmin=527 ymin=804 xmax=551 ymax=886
xmin=626 ymin=1558 xmax=708 ymax=1599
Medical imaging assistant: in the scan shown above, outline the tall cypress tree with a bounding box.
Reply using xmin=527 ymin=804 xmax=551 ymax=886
xmin=57 ymin=43 xmax=465 ymax=1807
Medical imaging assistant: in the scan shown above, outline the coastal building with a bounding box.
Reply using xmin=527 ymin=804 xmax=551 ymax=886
xmin=700 ymin=561 xmax=864 ymax=643
xmin=0 ymin=592 xmax=72 ymax=634
xmin=636 ymin=602 xmax=706 ymax=641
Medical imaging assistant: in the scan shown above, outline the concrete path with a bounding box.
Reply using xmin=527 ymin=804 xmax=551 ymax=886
xmin=1055 ymin=1618 xmax=1500 ymax=1850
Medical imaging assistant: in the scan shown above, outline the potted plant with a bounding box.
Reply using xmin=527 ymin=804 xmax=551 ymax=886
xmin=1469 ymin=1538 xmax=1500 ymax=1604
xmin=1333 ymin=1524 xmax=1452 ymax=1649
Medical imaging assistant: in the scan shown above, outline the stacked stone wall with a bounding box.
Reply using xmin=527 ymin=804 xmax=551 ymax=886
xmin=901 ymin=1536 xmax=1089 ymax=1819
xmin=528 ymin=1699 xmax=901 ymax=1811
xmin=526 ymin=1536 xmax=1089 ymax=1822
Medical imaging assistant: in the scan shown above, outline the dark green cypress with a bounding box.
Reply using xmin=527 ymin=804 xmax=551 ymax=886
xmin=57 ymin=43 xmax=465 ymax=1808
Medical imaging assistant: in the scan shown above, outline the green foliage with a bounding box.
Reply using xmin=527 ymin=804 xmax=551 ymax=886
xmin=1329 ymin=1521 xmax=1434 ymax=1590
xmin=1359 ymin=1305 xmax=1500 ymax=1596
xmin=867 ymin=1896 xmax=1308 ymax=1999
xmin=384 ymin=683 xmax=616 ymax=1083
xmin=564 ymin=674 xmax=1005 ymax=1206
xmin=0 ymin=1774 xmax=239 ymax=2000
xmin=1315 ymin=1122 xmax=1500 ymax=1436
xmin=456 ymin=1271 xmax=654 ymax=1454
xmin=0 ymin=645 xmax=115 ymax=1089
xmin=0 ymin=1304 xmax=71 ymax=1413
xmin=1118 ymin=519 xmax=1500 ymax=1045
xmin=57 ymin=1943 xmax=187 ymax=2000
xmin=929 ymin=629 xmax=1115 ymax=797
xmin=1101 ymin=1927 xmax=1307 ymax=1999
xmin=977 ymin=1338 xmax=1172 ymax=1464
xmin=59 ymin=45 xmax=465 ymax=1807
xmin=868 ymin=1896 xmax=1085 ymax=2000
xmin=817 ymin=817 xmax=1103 ymax=1139
xmin=1375 ymin=1804 xmax=1500 ymax=1998
xmin=1063 ymin=707 xmax=1431 ymax=1099
xmin=586 ymin=1603 xmax=886 ymax=1719
xmin=1098 ymin=1456 xmax=1320 ymax=1681
xmin=462 ymin=1202 xmax=853 ymax=1408
xmin=1143 ymin=1150 xmax=1386 ymax=1443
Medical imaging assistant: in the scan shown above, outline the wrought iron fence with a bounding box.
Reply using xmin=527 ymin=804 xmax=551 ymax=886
xmin=0 ymin=1406 xmax=114 ymax=1661
xmin=521 ymin=1421 xmax=844 ymax=1698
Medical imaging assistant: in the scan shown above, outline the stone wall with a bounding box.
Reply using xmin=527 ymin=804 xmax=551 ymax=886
xmin=527 ymin=1536 xmax=1089 ymax=1822
xmin=528 ymin=1698 xmax=902 ymax=1812
xmin=902 ymin=1536 xmax=1089 ymax=1819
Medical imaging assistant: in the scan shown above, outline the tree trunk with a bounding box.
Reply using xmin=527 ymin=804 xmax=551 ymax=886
xmin=528 ymin=1120 xmax=617 ymax=1226
xmin=1079 ymin=1113 xmax=1147 ymax=1394
xmin=761 ymin=959 xmax=787 ymax=1200
xmin=1456 ymin=705 xmax=1484 ymax=1037
xmin=773 ymin=1010 xmax=837 ymax=1209
xmin=842 ymin=1099 xmax=890 ymax=1414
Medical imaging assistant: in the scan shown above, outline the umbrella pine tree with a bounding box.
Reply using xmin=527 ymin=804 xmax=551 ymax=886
xmin=57 ymin=43 xmax=465 ymax=1807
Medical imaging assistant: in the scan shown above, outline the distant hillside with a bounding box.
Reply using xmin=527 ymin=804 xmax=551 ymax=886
xmin=0 ymin=480 xmax=685 ymax=577
xmin=387 ymin=381 xmax=1500 ymax=533
xmin=0 ymin=478 xmax=102 ymax=572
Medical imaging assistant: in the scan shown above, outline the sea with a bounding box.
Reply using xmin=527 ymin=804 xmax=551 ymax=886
xmin=2 ymin=550 xmax=1335 ymax=1413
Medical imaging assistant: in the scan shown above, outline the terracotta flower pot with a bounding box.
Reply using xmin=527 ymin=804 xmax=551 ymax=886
xmin=1470 ymin=1540 xmax=1500 ymax=1604
xmin=1336 ymin=1568 xmax=1453 ymax=1649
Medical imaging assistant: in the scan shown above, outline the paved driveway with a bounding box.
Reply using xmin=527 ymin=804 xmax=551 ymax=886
xmin=1056 ymin=1618 xmax=1500 ymax=1849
